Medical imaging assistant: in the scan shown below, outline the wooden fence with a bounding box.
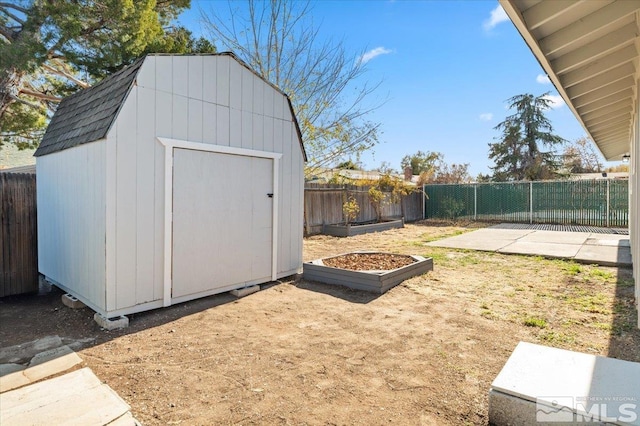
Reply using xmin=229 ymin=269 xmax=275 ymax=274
xmin=304 ymin=183 xmax=425 ymax=235
xmin=1 ymin=170 xmax=38 ymax=296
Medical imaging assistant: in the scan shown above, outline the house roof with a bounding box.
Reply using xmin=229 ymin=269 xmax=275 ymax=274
xmin=34 ymin=53 xmax=307 ymax=161
xmin=34 ymin=57 xmax=145 ymax=157
xmin=499 ymin=0 xmax=640 ymax=161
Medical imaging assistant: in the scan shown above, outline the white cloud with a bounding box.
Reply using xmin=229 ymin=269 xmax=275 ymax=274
xmin=543 ymin=94 xmax=565 ymax=109
xmin=359 ymin=47 xmax=392 ymax=64
xmin=479 ymin=113 xmax=494 ymax=121
xmin=483 ymin=4 xmax=509 ymax=31
xmin=536 ymin=74 xmax=551 ymax=84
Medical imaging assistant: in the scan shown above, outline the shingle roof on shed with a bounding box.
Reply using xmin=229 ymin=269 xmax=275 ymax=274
xmin=34 ymin=57 xmax=145 ymax=157
xmin=35 ymin=53 xmax=307 ymax=161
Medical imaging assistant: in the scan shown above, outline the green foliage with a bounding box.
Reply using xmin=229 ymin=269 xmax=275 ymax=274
xmin=439 ymin=196 xmax=464 ymax=219
xmin=0 ymin=0 xmax=214 ymax=150
xmin=523 ymin=316 xmax=547 ymax=328
xmin=335 ymin=159 xmax=361 ymax=170
xmin=401 ymin=150 xmax=442 ymax=175
xmin=489 ymin=93 xmax=567 ymax=181
xmin=342 ymin=195 xmax=360 ymax=225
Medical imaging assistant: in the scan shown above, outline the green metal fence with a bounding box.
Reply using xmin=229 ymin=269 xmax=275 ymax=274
xmin=424 ymin=179 xmax=629 ymax=227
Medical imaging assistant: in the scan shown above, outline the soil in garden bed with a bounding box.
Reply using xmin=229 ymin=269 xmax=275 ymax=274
xmin=323 ymin=252 xmax=415 ymax=271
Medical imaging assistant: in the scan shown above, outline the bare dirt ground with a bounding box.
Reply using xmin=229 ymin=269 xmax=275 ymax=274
xmin=1 ymin=220 xmax=638 ymax=425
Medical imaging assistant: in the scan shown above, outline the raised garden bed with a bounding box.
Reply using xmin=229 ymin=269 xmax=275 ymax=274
xmin=303 ymin=251 xmax=433 ymax=294
xmin=322 ymin=218 xmax=404 ymax=237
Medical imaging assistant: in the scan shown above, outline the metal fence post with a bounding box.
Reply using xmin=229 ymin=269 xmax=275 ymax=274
xmin=606 ymin=179 xmax=610 ymax=228
xmin=474 ymin=184 xmax=477 ymax=221
xmin=529 ymin=181 xmax=533 ymax=224
xmin=422 ymin=184 xmax=426 ymax=220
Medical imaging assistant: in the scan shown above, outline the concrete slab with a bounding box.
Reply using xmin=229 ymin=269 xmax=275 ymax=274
xmin=470 ymin=227 xmax=536 ymax=239
xmin=0 ymin=367 xmax=131 ymax=426
xmin=498 ymin=241 xmax=582 ymax=258
xmin=0 ymin=335 xmax=63 ymax=364
xmin=426 ymin=237 xmax=515 ymax=251
xmin=490 ymin=342 xmax=640 ymax=425
xmin=0 ymin=364 xmax=25 ymax=376
xmin=0 ymin=345 xmax=82 ymax=393
xmin=575 ymin=244 xmax=632 ymax=267
xmin=518 ymin=230 xmax=590 ymax=245
xmin=585 ymin=235 xmax=631 ymax=247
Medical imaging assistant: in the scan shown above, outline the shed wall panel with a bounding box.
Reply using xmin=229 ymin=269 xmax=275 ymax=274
xmin=188 ymin=98 xmax=204 ymax=143
xmin=202 ymin=102 xmax=216 ymax=144
xmin=115 ymin=90 xmax=138 ymax=309
xmin=135 ymin=87 xmax=157 ymax=305
xmin=155 ymin=56 xmax=172 ymax=93
xmin=188 ymin=56 xmax=203 ymax=100
xmin=216 ymin=105 xmax=230 ymax=145
xmin=37 ymin=142 xmax=107 ymax=308
xmin=229 ymin=108 xmax=241 ymax=148
xmin=105 ymin=134 xmax=117 ymax=311
xmin=241 ymin=68 xmax=254 ymax=113
xmin=216 ymin=56 xmax=230 ymax=106
xmin=173 ymin=57 xmax=188 ymax=97
xmin=172 ymin=95 xmax=188 ymax=140
xmin=229 ymin=59 xmax=242 ymax=110
xmin=202 ymin=57 xmax=217 ymax=104
xmin=137 ymin=56 xmax=155 ymax=89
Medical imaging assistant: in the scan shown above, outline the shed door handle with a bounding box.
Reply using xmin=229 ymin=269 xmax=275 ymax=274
xmin=267 ymin=193 xmax=273 ymax=198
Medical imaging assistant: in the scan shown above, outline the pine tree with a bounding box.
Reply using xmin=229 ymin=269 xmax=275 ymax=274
xmin=489 ymin=93 xmax=566 ymax=181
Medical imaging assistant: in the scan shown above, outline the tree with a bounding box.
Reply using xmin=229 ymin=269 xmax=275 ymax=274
xmin=0 ymin=1 xmax=214 ymax=150
xmin=200 ymin=0 xmax=382 ymax=174
xmin=335 ymin=159 xmax=361 ymax=170
xmin=562 ymin=136 xmax=603 ymax=174
xmin=400 ymin=150 xmax=442 ymax=175
xmin=431 ymin=161 xmax=471 ymax=184
xmin=488 ymin=93 xmax=566 ymax=181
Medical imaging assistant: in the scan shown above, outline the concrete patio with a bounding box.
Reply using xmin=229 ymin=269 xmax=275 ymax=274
xmin=426 ymin=224 xmax=632 ymax=267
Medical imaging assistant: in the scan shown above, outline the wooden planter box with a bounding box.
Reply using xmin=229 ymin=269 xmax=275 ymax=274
xmin=303 ymin=252 xmax=433 ymax=294
xmin=322 ymin=218 xmax=404 ymax=237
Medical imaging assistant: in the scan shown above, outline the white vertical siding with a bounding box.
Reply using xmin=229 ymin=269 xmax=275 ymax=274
xmin=632 ymin=83 xmax=639 ymax=327
xmin=37 ymin=142 xmax=107 ymax=310
xmin=114 ymin=89 xmax=138 ymax=310
xmin=40 ymin=54 xmax=305 ymax=316
xmin=135 ymin=86 xmax=157 ymax=305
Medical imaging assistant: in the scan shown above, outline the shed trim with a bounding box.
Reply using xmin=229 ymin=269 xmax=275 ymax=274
xmin=157 ymin=137 xmax=283 ymax=306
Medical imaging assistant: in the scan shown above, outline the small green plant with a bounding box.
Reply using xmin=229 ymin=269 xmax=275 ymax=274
xmin=539 ymin=330 xmax=574 ymax=344
xmin=342 ymin=195 xmax=360 ymax=225
xmin=367 ymin=186 xmax=385 ymax=222
xmin=439 ymin=196 xmax=464 ymax=220
xmin=565 ymin=263 xmax=582 ymax=276
xmin=589 ymin=268 xmax=614 ymax=281
xmin=523 ymin=316 xmax=547 ymax=328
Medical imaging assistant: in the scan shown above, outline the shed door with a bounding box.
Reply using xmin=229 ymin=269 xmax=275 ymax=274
xmin=172 ymin=149 xmax=273 ymax=298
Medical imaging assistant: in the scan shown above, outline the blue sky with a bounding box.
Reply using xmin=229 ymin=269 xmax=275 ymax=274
xmin=180 ymin=0 xmax=610 ymax=177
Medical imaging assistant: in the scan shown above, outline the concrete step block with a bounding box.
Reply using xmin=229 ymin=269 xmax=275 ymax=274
xmin=94 ymin=313 xmax=129 ymax=330
xmin=230 ymin=285 xmax=260 ymax=298
xmin=61 ymin=293 xmax=86 ymax=309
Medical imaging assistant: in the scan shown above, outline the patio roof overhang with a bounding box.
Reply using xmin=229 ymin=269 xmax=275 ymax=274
xmin=499 ymin=0 xmax=640 ymax=161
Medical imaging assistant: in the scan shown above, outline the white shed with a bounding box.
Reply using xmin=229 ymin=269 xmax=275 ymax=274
xmin=35 ymin=53 xmax=306 ymax=318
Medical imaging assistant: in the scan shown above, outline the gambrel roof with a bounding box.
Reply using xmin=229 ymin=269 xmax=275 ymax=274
xmin=34 ymin=57 xmax=145 ymax=157
xmin=35 ymin=53 xmax=306 ymax=160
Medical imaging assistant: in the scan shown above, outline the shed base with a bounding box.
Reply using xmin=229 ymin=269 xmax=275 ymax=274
xmin=94 ymin=313 xmax=129 ymax=330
